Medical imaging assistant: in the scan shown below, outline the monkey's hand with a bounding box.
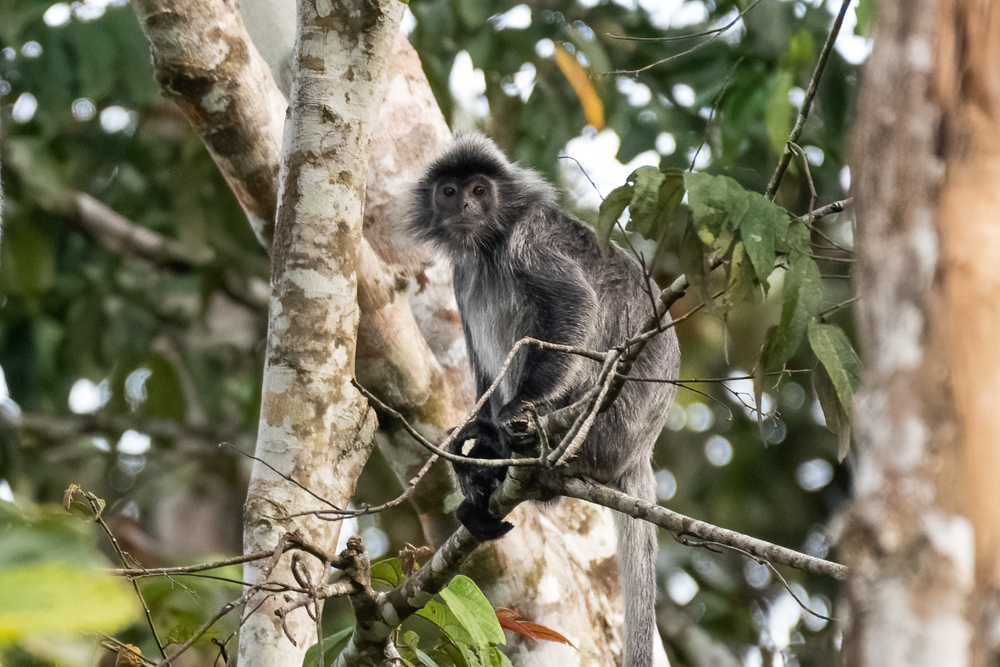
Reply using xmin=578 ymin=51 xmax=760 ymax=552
xmin=496 ymin=401 xmax=539 ymax=456
xmin=450 ymin=419 xmax=514 ymax=541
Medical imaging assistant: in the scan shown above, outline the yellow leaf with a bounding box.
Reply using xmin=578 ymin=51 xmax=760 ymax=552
xmin=553 ymin=46 xmax=605 ymax=130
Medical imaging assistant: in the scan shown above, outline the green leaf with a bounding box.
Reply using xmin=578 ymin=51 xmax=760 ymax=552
xmin=726 ymin=241 xmax=759 ymax=306
xmin=808 ymin=320 xmax=863 ymax=449
xmin=371 ymin=558 xmax=404 ymax=587
xmin=0 ymin=562 xmax=139 ymax=640
xmin=684 ymin=171 xmax=739 ymax=254
xmin=765 ymin=233 xmax=822 ymax=365
xmin=491 ymin=647 xmax=514 ymax=667
xmin=765 ymin=70 xmax=794 ymax=155
xmin=809 ymin=322 xmax=862 ymax=460
xmin=416 ymin=575 xmax=504 ymax=667
xmin=596 ymin=184 xmax=634 ymax=253
xmin=438 ymin=640 xmax=478 ymax=667
xmin=629 ymin=170 xmax=686 ymax=254
xmin=438 ymin=575 xmax=505 ymax=647
xmin=302 ymin=627 xmax=353 ymax=667
xmin=678 ymin=218 xmax=708 ymax=296
xmin=684 ymin=172 xmax=791 ymax=289
xmin=624 ymin=166 xmax=665 ymax=237
xmin=814 ymin=360 xmax=852 ymax=460
xmin=401 ymin=631 xmax=444 ymax=667
xmin=402 ymin=630 xmax=419 ymax=650
xmin=417 ymin=600 xmax=477 ymax=649
xmin=738 ymin=204 xmax=789 ymax=290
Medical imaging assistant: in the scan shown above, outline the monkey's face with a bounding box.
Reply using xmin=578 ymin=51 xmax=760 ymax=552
xmin=432 ymin=176 xmax=498 ymax=244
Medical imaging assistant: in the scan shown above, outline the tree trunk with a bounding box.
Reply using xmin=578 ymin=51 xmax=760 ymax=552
xmin=239 ymin=3 xmax=404 ymax=667
xmin=934 ymin=1 xmax=1000 ymax=662
xmin=843 ymin=0 xmax=1000 ymax=665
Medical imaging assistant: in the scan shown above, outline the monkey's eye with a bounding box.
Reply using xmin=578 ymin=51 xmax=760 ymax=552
xmin=443 ymin=186 xmax=457 ymax=197
xmin=473 ymin=184 xmax=486 ymax=196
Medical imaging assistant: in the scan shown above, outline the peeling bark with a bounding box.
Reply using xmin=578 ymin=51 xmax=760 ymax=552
xmin=132 ymin=0 xmax=286 ymax=249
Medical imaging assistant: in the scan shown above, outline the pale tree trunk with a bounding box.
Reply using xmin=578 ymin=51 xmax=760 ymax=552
xmin=844 ymin=0 xmax=1000 ymax=665
xmin=239 ymin=2 xmax=405 ymax=667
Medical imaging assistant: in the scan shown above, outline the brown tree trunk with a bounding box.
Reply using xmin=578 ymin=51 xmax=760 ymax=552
xmin=934 ymin=0 xmax=1000 ymax=662
xmin=845 ymin=0 xmax=1000 ymax=665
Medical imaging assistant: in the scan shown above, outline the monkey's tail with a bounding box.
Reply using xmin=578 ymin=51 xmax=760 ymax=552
xmin=614 ymin=465 xmax=658 ymax=667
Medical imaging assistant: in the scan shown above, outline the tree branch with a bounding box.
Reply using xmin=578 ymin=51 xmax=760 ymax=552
xmin=765 ymin=0 xmax=853 ymax=199
xmin=556 ymin=478 xmax=847 ymax=580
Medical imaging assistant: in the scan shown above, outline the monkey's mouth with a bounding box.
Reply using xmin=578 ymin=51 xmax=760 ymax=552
xmin=446 ymin=218 xmax=480 ymax=235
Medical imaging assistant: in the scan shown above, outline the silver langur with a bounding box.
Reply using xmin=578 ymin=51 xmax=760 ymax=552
xmin=409 ymin=133 xmax=680 ymax=667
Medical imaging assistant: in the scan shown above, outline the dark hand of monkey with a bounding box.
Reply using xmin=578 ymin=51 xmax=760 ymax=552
xmin=451 ymin=419 xmax=514 ymax=541
xmin=497 ymin=400 xmax=539 ymax=455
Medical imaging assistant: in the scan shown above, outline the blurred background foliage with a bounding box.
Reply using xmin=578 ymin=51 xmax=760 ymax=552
xmin=0 ymin=0 xmax=864 ymax=664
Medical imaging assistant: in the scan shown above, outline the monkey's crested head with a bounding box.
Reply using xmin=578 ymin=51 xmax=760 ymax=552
xmin=409 ymin=133 xmax=556 ymax=255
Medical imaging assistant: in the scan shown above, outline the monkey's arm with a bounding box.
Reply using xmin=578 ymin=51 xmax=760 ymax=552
xmin=500 ymin=251 xmax=598 ymax=441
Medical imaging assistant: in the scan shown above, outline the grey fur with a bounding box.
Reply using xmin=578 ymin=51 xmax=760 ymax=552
xmin=410 ymin=133 xmax=680 ymax=667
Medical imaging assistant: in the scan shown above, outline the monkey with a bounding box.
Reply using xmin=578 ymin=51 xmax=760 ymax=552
xmin=409 ymin=133 xmax=680 ymax=667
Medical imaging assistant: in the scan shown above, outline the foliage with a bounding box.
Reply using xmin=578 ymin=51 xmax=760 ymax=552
xmin=306 ymin=568 xmax=519 ymax=667
xmin=0 ymin=499 xmax=140 ymax=662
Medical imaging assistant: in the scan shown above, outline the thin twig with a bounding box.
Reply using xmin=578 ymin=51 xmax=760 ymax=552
xmin=353 ymin=381 xmax=540 ymax=468
xmin=766 ymin=0 xmax=853 ymax=199
xmin=677 ymin=537 xmax=835 ymax=621
xmin=819 ymin=296 xmax=859 ymax=320
xmin=790 ymin=153 xmax=854 ymax=254
xmin=607 ymin=0 xmax=763 ymax=42
xmin=99 ymin=636 xmax=158 ymax=667
xmin=802 ymin=197 xmax=852 ymax=222
xmin=116 ymin=551 xmax=274 ymax=577
xmin=156 ymin=588 xmax=258 ymax=666
xmin=608 ymin=2 xmax=760 ymax=75
xmin=688 ymin=56 xmax=744 ymax=173
xmin=811 ymin=254 xmax=855 ymax=263
xmin=550 ymin=351 xmax=622 ymax=466
xmin=221 ymin=442 xmax=344 ymax=511
xmin=77 ymin=489 xmax=167 ymax=659
xmin=557 ymin=155 xmax=604 ymax=202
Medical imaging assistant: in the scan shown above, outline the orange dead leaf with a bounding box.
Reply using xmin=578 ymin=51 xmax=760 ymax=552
xmin=553 ymin=45 xmax=605 ymax=130
xmin=495 ymin=608 xmax=577 ymax=648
